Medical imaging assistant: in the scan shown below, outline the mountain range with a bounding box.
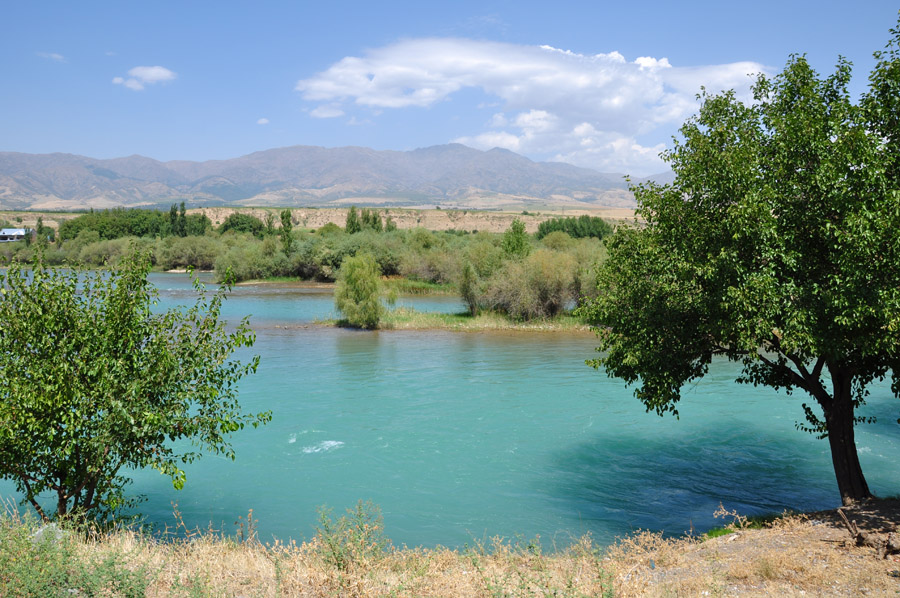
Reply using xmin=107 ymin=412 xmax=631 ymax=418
xmin=0 ymin=144 xmax=670 ymax=211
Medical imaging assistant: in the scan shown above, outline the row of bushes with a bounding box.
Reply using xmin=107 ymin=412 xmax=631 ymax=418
xmin=3 ymin=211 xmax=611 ymax=321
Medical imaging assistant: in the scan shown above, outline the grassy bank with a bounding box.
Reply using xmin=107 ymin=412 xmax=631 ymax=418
xmin=4 ymin=499 xmax=898 ymax=597
xmin=325 ymin=307 xmax=591 ymax=332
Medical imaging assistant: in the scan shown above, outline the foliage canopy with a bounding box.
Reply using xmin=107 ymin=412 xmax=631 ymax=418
xmin=0 ymin=250 xmax=270 ymax=523
xmin=535 ymin=215 xmax=612 ymax=241
xmin=579 ymin=25 xmax=900 ymax=504
xmin=219 ymin=212 xmax=266 ymax=238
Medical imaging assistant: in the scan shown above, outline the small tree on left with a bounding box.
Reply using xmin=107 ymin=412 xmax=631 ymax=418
xmin=0 ymin=249 xmax=271 ymax=524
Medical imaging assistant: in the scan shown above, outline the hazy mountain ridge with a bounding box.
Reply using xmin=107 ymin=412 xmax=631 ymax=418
xmin=0 ymin=144 xmax=669 ymax=211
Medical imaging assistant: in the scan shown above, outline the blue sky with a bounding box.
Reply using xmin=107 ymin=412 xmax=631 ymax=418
xmin=2 ymin=1 xmax=897 ymax=176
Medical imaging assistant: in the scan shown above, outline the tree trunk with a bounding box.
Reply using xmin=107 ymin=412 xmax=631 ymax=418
xmin=826 ymin=373 xmax=872 ymax=505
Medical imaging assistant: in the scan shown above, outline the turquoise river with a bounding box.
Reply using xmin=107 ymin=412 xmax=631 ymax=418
xmin=4 ymin=272 xmax=899 ymax=548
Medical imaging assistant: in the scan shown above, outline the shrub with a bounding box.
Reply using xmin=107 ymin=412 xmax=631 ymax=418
xmin=463 ymin=239 xmax=504 ymax=279
xmin=78 ymin=237 xmax=155 ymax=267
xmin=0 ymin=513 xmax=151 ymax=596
xmin=570 ymin=238 xmax=608 ymax=304
xmin=316 ymin=222 xmax=344 ymax=236
xmin=334 ymin=253 xmax=383 ymax=329
xmin=501 ymin=218 xmax=531 ymax=258
xmin=314 ymin=500 xmax=391 ymax=572
xmin=483 ymin=249 xmax=576 ymax=319
xmin=157 ymin=235 xmax=223 ymax=271
xmin=535 ymin=215 xmax=613 ymax=240
xmin=214 ymin=241 xmax=290 ymax=282
xmin=459 ymin=262 xmax=480 ymax=316
xmin=219 ymin=213 xmax=266 ymax=238
xmin=540 ymin=230 xmax=575 ymax=251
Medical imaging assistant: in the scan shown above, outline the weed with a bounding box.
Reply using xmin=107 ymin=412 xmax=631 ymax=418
xmin=0 ymin=511 xmax=151 ymax=597
xmin=235 ymin=508 xmax=258 ymax=544
xmin=314 ymin=499 xmax=391 ymax=572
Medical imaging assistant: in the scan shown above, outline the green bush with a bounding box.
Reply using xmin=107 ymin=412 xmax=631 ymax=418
xmin=334 ymin=253 xmax=384 ymax=329
xmin=156 ymin=235 xmax=223 ymax=271
xmin=315 ymin=500 xmax=391 ymax=572
xmin=459 ymin=262 xmax=480 ymax=316
xmin=218 ymin=213 xmax=266 ymax=238
xmin=214 ymin=240 xmax=290 ymax=282
xmin=58 ymin=207 xmax=170 ymax=241
xmin=535 ymin=215 xmax=613 ymax=240
xmin=316 ymin=222 xmax=344 ymax=236
xmin=78 ymin=237 xmax=156 ymax=267
xmin=0 ymin=514 xmax=151 ymax=597
xmin=398 ymin=246 xmax=459 ymax=284
xmin=483 ymin=249 xmax=576 ymax=319
xmin=501 ymin=218 xmax=531 ymax=258
xmin=540 ymin=230 xmax=575 ymax=251
xmin=570 ymin=238 xmax=608 ymax=304
xmin=463 ymin=239 xmax=504 ymax=279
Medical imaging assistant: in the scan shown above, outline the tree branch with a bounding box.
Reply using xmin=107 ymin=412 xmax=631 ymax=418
xmin=756 ymin=351 xmax=810 ymax=391
xmin=20 ymin=478 xmax=48 ymax=523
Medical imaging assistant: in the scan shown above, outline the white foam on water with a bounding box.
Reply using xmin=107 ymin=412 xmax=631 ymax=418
xmin=302 ymin=440 xmax=344 ymax=454
xmin=288 ymin=434 xmax=297 ymax=444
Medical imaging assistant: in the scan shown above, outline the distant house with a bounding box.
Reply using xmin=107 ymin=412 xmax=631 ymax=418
xmin=0 ymin=228 xmax=32 ymax=242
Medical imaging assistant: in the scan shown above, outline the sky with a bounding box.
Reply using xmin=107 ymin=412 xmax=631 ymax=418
xmin=2 ymin=1 xmax=897 ymax=176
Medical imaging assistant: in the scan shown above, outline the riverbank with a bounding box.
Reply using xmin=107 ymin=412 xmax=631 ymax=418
xmin=5 ymin=500 xmax=898 ymax=597
xmin=322 ymin=307 xmax=592 ymax=332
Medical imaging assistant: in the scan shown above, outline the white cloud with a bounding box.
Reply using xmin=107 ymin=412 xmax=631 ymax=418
xmin=309 ymin=104 xmax=345 ymax=118
xmin=296 ymin=38 xmax=768 ymax=175
xmin=112 ymin=65 xmax=177 ymax=91
xmin=37 ymin=52 xmax=66 ymax=63
xmin=257 ymin=118 xmax=270 ymax=125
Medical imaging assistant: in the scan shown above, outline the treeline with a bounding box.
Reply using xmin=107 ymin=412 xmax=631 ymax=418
xmin=1 ymin=207 xmax=613 ymax=321
xmin=58 ymin=203 xmax=211 ymax=240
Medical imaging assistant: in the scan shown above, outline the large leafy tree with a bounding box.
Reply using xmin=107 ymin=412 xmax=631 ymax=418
xmin=0 ymin=250 xmax=271 ymax=523
xmin=579 ymin=26 xmax=900 ymax=505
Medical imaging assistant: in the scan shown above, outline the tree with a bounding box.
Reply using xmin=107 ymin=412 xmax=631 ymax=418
xmin=334 ymin=252 xmax=383 ymax=329
xmin=280 ymin=209 xmax=294 ymax=254
xmin=219 ymin=212 xmax=266 ymax=238
xmin=501 ymin=218 xmax=531 ymax=258
xmin=169 ymin=203 xmax=179 ymax=236
xmin=0 ymin=249 xmax=270 ymax=523
xmin=35 ymin=216 xmax=54 ymax=245
xmin=578 ymin=29 xmax=900 ymax=505
xmin=459 ymin=262 xmax=480 ymax=316
xmin=345 ymin=206 xmax=362 ymax=234
xmin=177 ymin=202 xmax=188 ymax=237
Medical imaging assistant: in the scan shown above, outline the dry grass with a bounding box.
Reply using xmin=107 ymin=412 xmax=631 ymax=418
xmin=7 ymin=500 xmax=900 ymax=597
xmin=67 ymin=532 xmax=612 ymax=597
xmin=602 ymin=503 xmax=900 ymax=597
xmin=377 ymin=307 xmax=592 ymax=332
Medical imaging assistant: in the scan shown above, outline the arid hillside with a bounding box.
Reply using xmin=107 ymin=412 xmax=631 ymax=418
xmin=1 ymin=206 xmax=635 ymax=235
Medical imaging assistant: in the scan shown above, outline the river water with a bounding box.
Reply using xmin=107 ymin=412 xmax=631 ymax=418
xmin=6 ymin=273 xmax=900 ymax=547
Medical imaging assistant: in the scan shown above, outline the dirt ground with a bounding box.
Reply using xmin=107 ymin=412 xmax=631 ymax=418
xmin=0 ymin=206 xmax=636 ymax=235
xmin=607 ymin=498 xmax=900 ymax=597
xmin=195 ymin=205 xmax=635 ymax=233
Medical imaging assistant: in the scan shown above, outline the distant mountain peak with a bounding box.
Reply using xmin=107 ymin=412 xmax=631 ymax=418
xmin=0 ymin=144 xmax=650 ymax=211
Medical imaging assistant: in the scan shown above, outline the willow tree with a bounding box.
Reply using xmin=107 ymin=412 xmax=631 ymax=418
xmin=579 ymin=25 xmax=900 ymax=505
xmin=0 ymin=250 xmax=270 ymax=523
